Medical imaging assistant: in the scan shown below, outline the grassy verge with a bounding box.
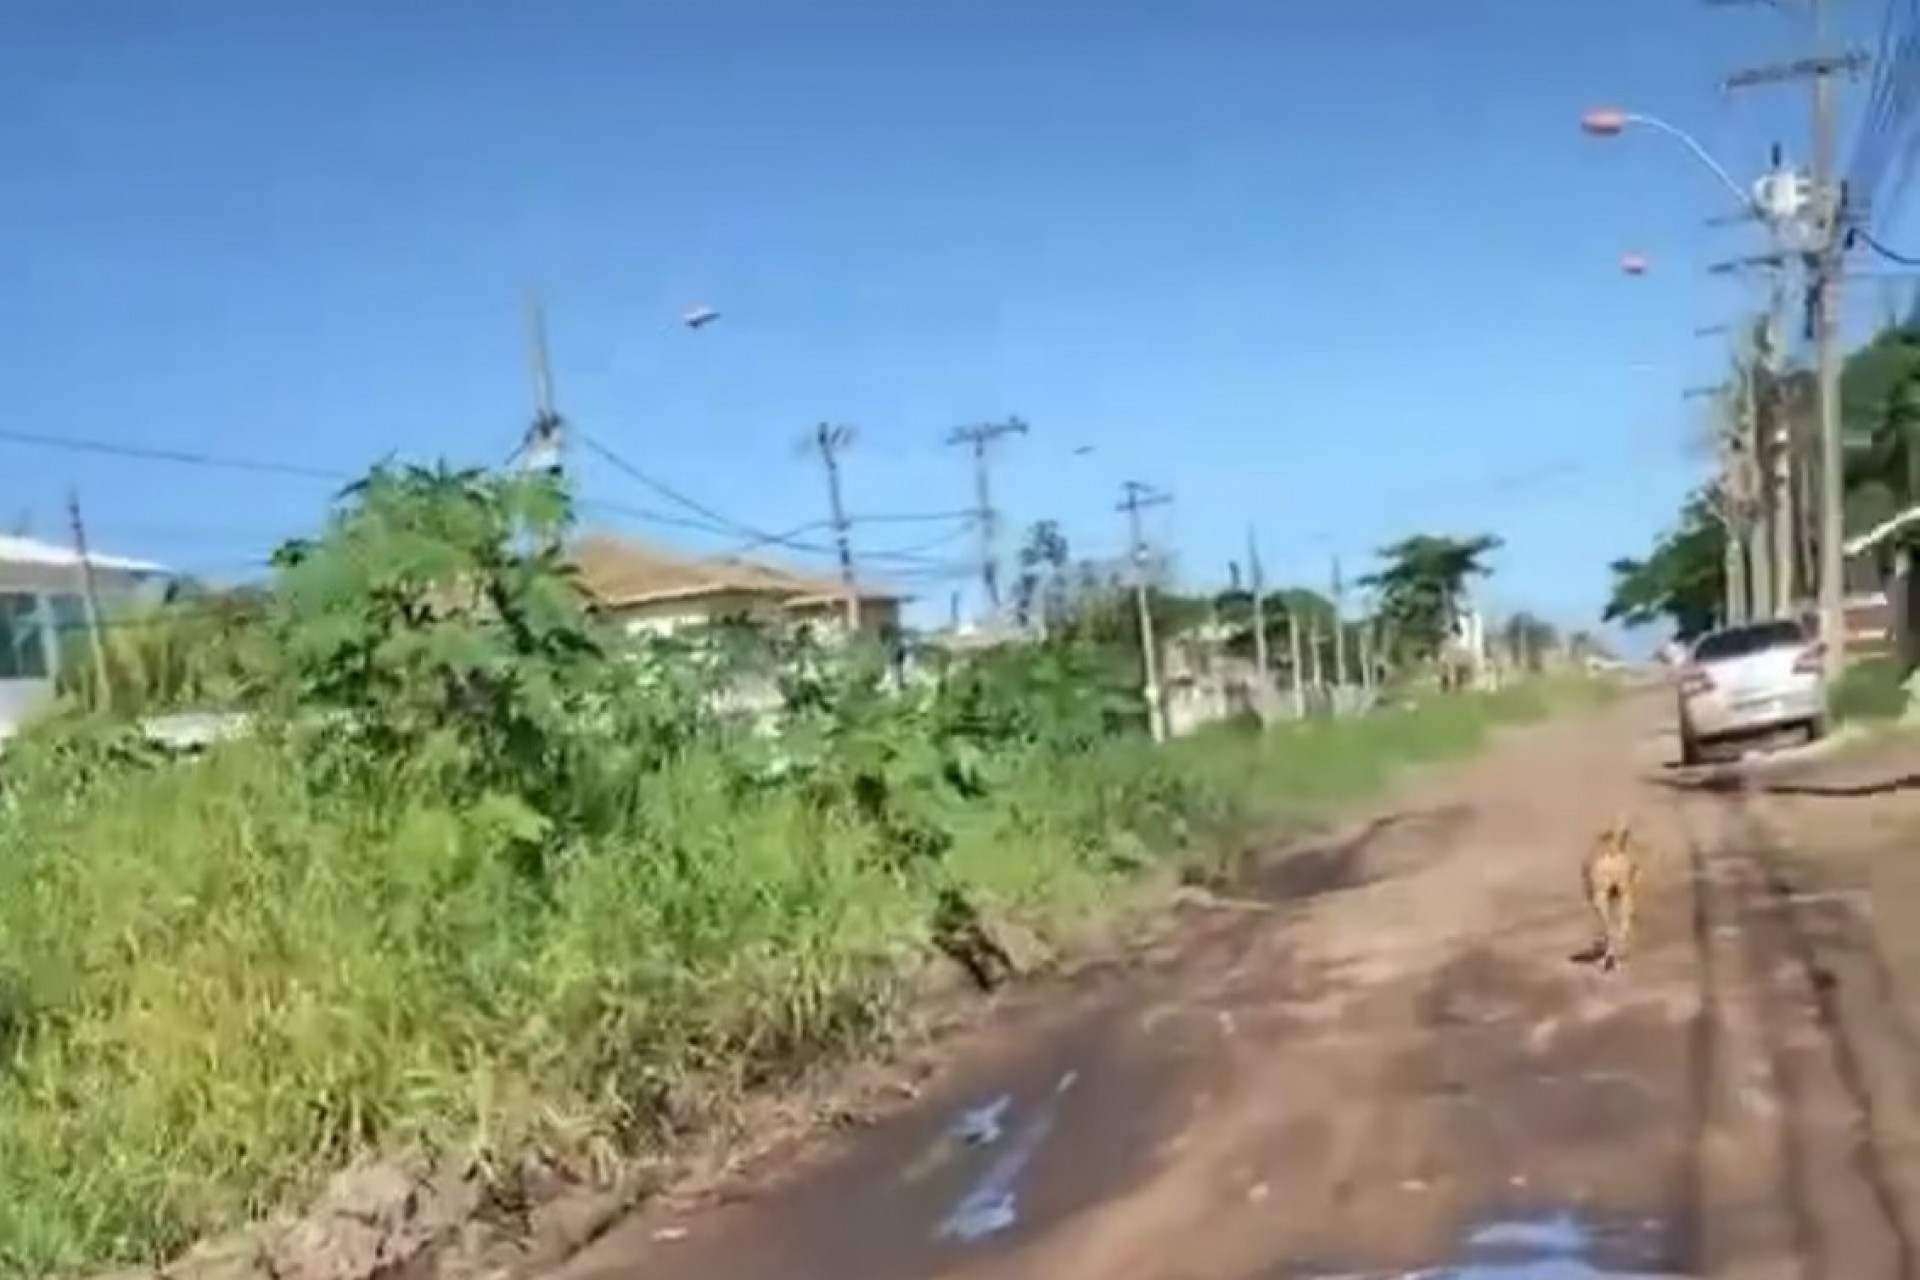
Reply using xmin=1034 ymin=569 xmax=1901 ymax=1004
xmin=1833 ymin=654 xmax=1911 ymax=726
xmin=0 ymin=678 xmax=1596 ymax=1276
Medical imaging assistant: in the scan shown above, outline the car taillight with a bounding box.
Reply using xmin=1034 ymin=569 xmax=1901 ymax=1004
xmin=1679 ymin=666 xmax=1713 ymax=696
xmin=1794 ymin=643 xmax=1825 ymax=674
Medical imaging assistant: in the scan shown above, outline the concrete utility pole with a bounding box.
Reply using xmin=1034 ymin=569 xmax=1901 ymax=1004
xmin=519 ymin=293 xmax=564 ymax=480
xmin=1287 ymin=610 xmax=1306 ymax=719
xmin=1119 ymin=480 xmax=1171 ymax=743
xmin=65 ymin=489 xmax=111 ymax=711
xmin=1706 ymin=251 xmax=1797 ymax=618
xmin=1330 ymin=553 xmax=1350 ymax=696
xmin=808 ymin=422 xmax=862 ymax=632
xmin=1722 ymin=4 xmax=1869 ymax=673
xmin=1246 ymin=526 xmax=1271 ymax=699
xmin=946 ymin=417 xmax=1028 ymax=620
xmin=1688 ymin=379 xmax=1756 ymax=624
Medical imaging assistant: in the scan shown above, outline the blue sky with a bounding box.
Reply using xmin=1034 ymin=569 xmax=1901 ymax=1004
xmin=2 ymin=0 xmax=1906 ymax=640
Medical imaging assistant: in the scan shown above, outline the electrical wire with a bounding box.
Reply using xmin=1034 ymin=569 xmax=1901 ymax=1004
xmin=1846 ymin=0 xmax=1912 ymax=195
xmin=1850 ymin=0 xmax=1920 ymax=227
xmin=1852 ymin=224 xmax=1920 ymax=265
xmin=0 ymin=426 xmax=350 ymax=483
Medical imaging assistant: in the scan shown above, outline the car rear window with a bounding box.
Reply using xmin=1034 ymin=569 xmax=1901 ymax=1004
xmin=1691 ymin=619 xmax=1808 ymax=662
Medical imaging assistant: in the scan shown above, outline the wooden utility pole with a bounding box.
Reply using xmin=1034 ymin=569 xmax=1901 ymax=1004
xmin=1722 ymin=5 xmax=1869 ymax=673
xmin=946 ymin=418 xmax=1028 ymax=620
xmin=808 ymin=422 xmax=862 ymax=632
xmin=66 ymin=489 xmax=111 ymax=711
xmin=1247 ymin=527 xmax=1271 ymax=699
xmin=1119 ymin=480 xmax=1171 ymax=742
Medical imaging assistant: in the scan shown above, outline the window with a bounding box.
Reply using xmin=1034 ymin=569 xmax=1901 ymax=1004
xmin=0 ymin=593 xmax=48 ymax=680
xmin=1692 ymin=618 xmax=1808 ymax=663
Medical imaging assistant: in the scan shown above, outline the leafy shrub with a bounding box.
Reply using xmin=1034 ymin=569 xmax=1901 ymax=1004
xmin=1832 ymin=655 xmax=1910 ymax=724
xmin=0 ymin=462 xmax=1577 ymax=1275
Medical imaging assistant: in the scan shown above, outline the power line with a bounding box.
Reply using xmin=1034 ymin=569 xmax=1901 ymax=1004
xmin=1852 ymin=224 xmax=1920 ymax=264
xmin=0 ymin=427 xmax=348 ymax=482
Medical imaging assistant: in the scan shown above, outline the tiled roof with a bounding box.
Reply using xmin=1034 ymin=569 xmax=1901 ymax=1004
xmin=568 ymin=531 xmax=904 ymax=609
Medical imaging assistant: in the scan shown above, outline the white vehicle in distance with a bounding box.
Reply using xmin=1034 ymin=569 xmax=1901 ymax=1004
xmin=1676 ymin=616 xmax=1829 ymax=767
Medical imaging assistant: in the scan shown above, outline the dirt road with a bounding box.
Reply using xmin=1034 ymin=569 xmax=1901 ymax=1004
xmin=552 ymin=693 xmax=1920 ymax=1280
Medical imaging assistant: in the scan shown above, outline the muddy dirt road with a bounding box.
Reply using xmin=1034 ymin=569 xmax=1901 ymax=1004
xmin=553 ymin=693 xmax=1920 ymax=1280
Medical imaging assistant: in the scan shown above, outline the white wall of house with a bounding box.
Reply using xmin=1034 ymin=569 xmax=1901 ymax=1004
xmin=604 ymin=591 xmax=901 ymax=645
xmin=0 ymin=547 xmax=172 ymax=739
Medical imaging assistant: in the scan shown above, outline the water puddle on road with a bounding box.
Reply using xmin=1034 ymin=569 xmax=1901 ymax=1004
xmin=1307 ymin=1208 xmax=1681 ymax=1279
xmin=934 ymin=1070 xmax=1080 ymax=1244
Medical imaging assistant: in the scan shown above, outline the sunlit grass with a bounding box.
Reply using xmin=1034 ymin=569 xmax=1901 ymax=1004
xmin=0 ymin=679 xmax=1588 ymax=1276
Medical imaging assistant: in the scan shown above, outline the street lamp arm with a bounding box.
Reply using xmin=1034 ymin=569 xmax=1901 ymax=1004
xmin=1611 ymin=112 xmax=1757 ymax=214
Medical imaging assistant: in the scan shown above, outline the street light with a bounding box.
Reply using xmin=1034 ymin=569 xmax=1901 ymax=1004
xmin=1580 ymin=107 xmax=1759 ymax=216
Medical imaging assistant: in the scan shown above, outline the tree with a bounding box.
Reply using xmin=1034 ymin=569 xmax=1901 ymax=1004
xmin=1358 ymin=533 xmax=1501 ymax=662
xmin=265 ymin=462 xmax=601 ymax=815
xmin=1500 ymin=611 xmax=1559 ymax=672
xmin=1012 ymin=519 xmax=1072 ymax=633
xmin=1603 ymin=488 xmax=1725 ymax=640
xmin=1841 ymin=324 xmax=1920 ymax=542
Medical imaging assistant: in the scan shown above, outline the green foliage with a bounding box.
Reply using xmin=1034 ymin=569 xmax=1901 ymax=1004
xmin=0 ymin=464 xmax=1575 ymax=1276
xmin=1604 ymin=488 xmax=1726 ymax=641
xmin=54 ymin=582 xmax=269 ymax=717
xmin=1606 ymin=320 xmax=1920 ymax=647
xmin=1359 ymin=533 xmax=1501 ymax=661
xmin=1832 ymin=655 xmax=1909 ymax=724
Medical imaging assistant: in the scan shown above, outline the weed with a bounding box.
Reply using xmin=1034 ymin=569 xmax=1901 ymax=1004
xmin=0 ymin=465 xmax=1594 ymax=1275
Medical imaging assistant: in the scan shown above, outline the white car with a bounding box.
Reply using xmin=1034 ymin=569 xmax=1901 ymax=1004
xmin=1676 ymin=616 xmax=1829 ymax=767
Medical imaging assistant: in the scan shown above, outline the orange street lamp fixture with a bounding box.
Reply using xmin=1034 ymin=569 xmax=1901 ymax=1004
xmin=1579 ymin=106 xmax=1756 ymax=215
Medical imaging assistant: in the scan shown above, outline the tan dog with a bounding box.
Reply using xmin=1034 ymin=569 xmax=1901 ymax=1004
xmin=1582 ymin=813 xmax=1643 ymax=971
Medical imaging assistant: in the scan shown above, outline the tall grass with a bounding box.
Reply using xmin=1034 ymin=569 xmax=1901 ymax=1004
xmin=0 ymin=681 xmax=1573 ymax=1275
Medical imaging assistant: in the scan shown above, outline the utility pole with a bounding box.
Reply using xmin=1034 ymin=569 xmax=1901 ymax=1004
xmin=1707 ymin=252 xmax=1794 ymax=617
xmin=1287 ymin=610 xmax=1306 ymax=719
xmin=946 ymin=417 xmax=1029 ymax=621
xmin=515 ymin=292 xmax=571 ymax=557
xmin=808 ymin=422 xmax=862 ymax=632
xmin=1722 ymin=6 xmax=1870 ymax=673
xmin=1330 ymin=553 xmax=1350 ymax=697
xmin=1359 ymin=616 xmax=1376 ymax=694
xmin=1689 ymin=380 xmax=1755 ymax=624
xmin=66 ymin=489 xmax=111 ymax=711
xmin=519 ymin=293 xmax=564 ymax=480
xmin=1247 ymin=527 xmax=1271 ymax=702
xmin=1118 ymin=480 xmax=1171 ymax=742
xmin=1741 ymin=322 xmax=1777 ymax=618
xmin=1308 ymin=618 xmax=1326 ymax=707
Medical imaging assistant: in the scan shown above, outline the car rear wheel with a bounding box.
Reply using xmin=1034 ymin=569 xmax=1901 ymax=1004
xmin=1804 ymin=715 xmax=1828 ymax=744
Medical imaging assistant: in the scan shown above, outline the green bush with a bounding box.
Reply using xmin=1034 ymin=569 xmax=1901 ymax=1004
xmin=1832 ymin=655 xmax=1910 ymax=725
xmin=0 ymin=464 xmax=1587 ymax=1275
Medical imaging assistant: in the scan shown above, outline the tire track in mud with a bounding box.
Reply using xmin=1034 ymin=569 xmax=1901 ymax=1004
xmin=1668 ymin=772 xmax=1920 ymax=1279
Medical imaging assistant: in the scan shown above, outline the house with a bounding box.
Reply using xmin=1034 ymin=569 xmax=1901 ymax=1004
xmin=0 ymin=534 xmax=173 ymax=739
xmin=568 ymin=531 xmax=906 ymax=642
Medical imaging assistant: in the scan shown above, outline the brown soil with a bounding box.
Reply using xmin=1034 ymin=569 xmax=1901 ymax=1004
xmin=540 ymin=694 xmax=1920 ymax=1280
